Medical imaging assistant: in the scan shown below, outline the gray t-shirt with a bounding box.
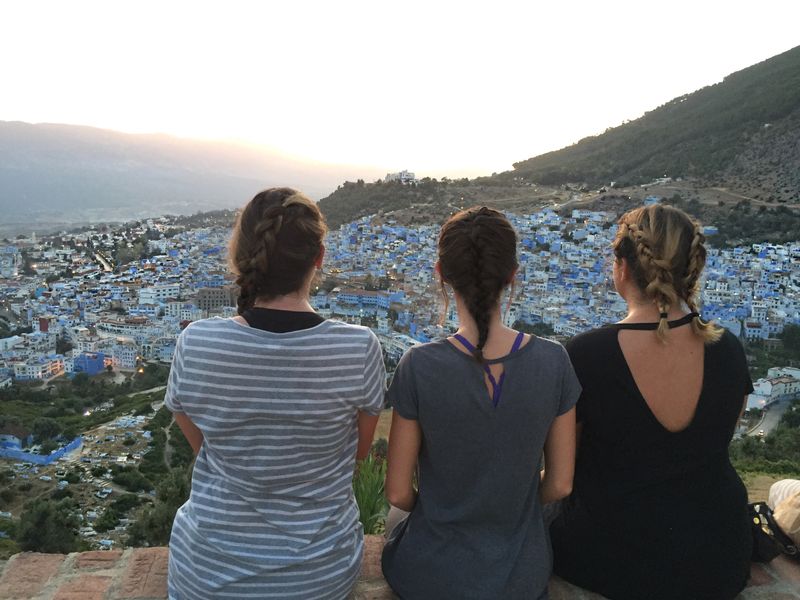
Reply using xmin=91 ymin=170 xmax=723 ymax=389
xmin=381 ymin=336 xmax=580 ymax=600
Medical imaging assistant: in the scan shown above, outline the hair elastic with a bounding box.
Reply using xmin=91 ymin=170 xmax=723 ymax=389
xmin=659 ymin=312 xmax=668 ymax=319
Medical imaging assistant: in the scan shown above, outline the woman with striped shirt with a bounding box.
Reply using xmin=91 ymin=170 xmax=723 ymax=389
xmin=165 ymin=188 xmax=385 ymax=599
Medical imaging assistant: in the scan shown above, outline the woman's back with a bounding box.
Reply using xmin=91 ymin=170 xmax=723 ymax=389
xmin=382 ymin=336 xmax=579 ymax=599
xmin=166 ymin=316 xmax=384 ymax=599
xmin=550 ymin=320 xmax=752 ymax=599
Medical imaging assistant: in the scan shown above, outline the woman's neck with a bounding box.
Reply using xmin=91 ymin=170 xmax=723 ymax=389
xmin=452 ymin=296 xmax=506 ymax=343
xmin=252 ymin=292 xmax=314 ymax=313
xmin=621 ymin=299 xmax=688 ymax=324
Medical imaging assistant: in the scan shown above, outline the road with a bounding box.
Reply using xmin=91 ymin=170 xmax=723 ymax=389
xmin=93 ymin=251 xmax=114 ymax=272
xmin=125 ymin=384 xmax=166 ymax=398
xmin=747 ymin=399 xmax=792 ymax=437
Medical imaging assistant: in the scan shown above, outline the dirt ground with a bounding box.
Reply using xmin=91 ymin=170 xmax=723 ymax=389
xmin=742 ymin=473 xmax=791 ymax=503
xmin=375 ymin=409 xmax=392 ymax=441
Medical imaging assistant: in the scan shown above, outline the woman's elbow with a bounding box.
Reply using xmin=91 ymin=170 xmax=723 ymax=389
xmin=385 ymin=481 xmax=414 ymax=510
xmin=543 ymin=477 xmax=573 ymax=502
xmin=553 ymin=480 xmax=573 ymax=500
xmin=385 ymin=485 xmax=406 ymax=508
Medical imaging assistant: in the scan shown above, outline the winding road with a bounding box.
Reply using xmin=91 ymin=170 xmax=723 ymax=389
xmin=747 ymin=399 xmax=793 ymax=437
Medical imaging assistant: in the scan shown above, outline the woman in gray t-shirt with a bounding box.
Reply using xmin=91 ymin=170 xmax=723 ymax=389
xmin=382 ymin=207 xmax=580 ymax=599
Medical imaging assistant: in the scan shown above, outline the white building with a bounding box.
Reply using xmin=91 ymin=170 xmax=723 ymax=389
xmin=0 ymin=247 xmax=21 ymax=278
xmin=111 ymin=338 xmax=138 ymax=370
xmin=138 ymin=283 xmax=180 ymax=305
xmin=13 ymin=355 xmax=65 ymax=381
xmin=384 ymin=170 xmax=417 ymax=184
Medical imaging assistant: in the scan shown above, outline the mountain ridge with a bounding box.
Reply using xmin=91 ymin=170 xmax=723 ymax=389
xmin=0 ymin=121 xmax=382 ymax=233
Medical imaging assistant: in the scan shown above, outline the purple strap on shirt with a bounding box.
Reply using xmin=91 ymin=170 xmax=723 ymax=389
xmin=453 ymin=331 xmax=525 ymax=408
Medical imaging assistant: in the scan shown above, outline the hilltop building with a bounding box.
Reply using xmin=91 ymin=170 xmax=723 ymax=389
xmin=384 ymin=170 xmax=417 ymax=184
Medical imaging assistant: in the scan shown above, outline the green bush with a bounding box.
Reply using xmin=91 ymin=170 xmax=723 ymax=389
xmin=110 ymin=493 xmax=141 ymax=514
xmin=353 ymin=454 xmax=388 ymax=535
xmin=112 ymin=468 xmax=153 ymax=493
xmin=17 ymin=498 xmax=80 ymax=553
xmin=93 ymin=509 xmax=119 ymax=533
xmin=51 ymin=488 xmax=73 ymax=501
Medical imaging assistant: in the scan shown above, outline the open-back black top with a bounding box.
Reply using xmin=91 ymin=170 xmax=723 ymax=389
xmin=550 ymin=316 xmax=754 ymax=600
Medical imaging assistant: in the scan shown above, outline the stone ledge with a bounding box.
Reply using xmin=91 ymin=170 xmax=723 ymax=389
xmin=0 ymin=537 xmax=798 ymax=599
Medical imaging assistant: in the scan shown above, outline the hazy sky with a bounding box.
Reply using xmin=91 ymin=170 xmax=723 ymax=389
xmin=2 ymin=1 xmax=798 ymax=178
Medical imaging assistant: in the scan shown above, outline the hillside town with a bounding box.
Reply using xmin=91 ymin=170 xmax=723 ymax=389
xmin=1 ymin=203 xmax=800 ymax=492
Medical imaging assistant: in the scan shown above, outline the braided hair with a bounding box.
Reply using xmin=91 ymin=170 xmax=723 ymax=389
xmin=229 ymin=188 xmax=327 ymax=314
xmin=613 ymin=204 xmax=722 ymax=343
xmin=438 ymin=206 xmax=518 ymax=362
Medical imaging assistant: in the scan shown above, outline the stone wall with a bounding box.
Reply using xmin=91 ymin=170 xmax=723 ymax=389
xmin=0 ymin=536 xmax=798 ymax=599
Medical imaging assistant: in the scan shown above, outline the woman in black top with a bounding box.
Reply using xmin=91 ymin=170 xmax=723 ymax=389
xmin=550 ymin=204 xmax=753 ymax=599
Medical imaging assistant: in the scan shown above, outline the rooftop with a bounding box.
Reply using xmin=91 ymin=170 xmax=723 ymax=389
xmin=0 ymin=537 xmax=798 ymax=599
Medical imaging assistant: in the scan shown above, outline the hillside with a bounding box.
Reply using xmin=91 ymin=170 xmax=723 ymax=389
xmin=0 ymin=122 xmax=380 ymax=235
xmin=319 ymin=45 xmax=800 ymax=237
xmin=504 ymin=45 xmax=800 ymax=198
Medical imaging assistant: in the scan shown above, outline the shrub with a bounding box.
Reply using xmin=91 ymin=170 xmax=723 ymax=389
xmin=17 ymin=498 xmax=80 ymax=553
xmin=112 ymin=468 xmax=153 ymax=493
xmin=353 ymin=454 xmax=388 ymax=535
xmin=370 ymin=438 xmax=388 ymax=462
xmin=51 ymin=488 xmax=73 ymax=501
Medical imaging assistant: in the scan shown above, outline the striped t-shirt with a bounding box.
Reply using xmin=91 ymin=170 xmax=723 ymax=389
xmin=164 ymin=317 xmax=386 ymax=599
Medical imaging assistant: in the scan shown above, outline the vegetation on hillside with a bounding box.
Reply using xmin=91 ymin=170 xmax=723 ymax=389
xmin=505 ymin=45 xmax=800 ymax=193
xmin=730 ymin=400 xmax=800 ymax=476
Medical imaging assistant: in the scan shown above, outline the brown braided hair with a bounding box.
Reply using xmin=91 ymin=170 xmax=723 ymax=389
xmin=438 ymin=206 xmax=518 ymax=362
xmin=612 ymin=204 xmax=722 ymax=343
xmin=229 ymin=188 xmax=327 ymax=314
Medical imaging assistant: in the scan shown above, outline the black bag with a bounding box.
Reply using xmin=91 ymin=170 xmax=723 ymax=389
xmin=749 ymin=502 xmax=799 ymax=562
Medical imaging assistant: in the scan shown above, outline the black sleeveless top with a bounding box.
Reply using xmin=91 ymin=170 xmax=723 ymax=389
xmin=550 ymin=316 xmax=754 ymax=600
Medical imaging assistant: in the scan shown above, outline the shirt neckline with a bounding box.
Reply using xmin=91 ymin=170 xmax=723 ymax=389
xmin=441 ymin=333 xmax=538 ymax=365
xmin=605 ymin=312 xmax=698 ymax=331
xmin=226 ymin=315 xmax=333 ymax=336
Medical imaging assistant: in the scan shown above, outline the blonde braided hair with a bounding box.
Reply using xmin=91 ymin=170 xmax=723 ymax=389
xmin=613 ymin=205 xmax=722 ymax=343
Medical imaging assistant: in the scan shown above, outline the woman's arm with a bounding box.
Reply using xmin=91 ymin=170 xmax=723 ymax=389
xmin=174 ymin=412 xmax=204 ymax=455
xmin=540 ymin=406 xmax=577 ymax=504
xmin=357 ymin=411 xmax=380 ymax=461
xmin=385 ymin=411 xmax=422 ymax=511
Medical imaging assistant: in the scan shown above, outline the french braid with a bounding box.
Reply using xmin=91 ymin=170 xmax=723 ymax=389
xmin=230 ymin=188 xmax=326 ymax=314
xmin=438 ymin=206 xmax=518 ymax=364
xmin=613 ymin=205 xmax=721 ymax=343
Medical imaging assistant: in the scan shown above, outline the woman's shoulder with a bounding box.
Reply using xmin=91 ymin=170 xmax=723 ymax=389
xmin=706 ymin=326 xmax=747 ymax=360
xmin=178 ymin=316 xmax=232 ymax=340
xmin=322 ymin=319 xmax=379 ymax=343
xmin=564 ymin=326 xmax=617 ymax=355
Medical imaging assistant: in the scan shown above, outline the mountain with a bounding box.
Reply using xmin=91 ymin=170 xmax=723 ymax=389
xmin=318 ymin=46 xmax=800 ymax=231
xmin=0 ymin=121 xmax=381 ymax=233
xmin=504 ymin=45 xmax=800 ymax=200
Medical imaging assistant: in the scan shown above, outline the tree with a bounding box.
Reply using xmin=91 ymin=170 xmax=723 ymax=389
xmin=126 ymin=468 xmax=190 ymax=546
xmin=72 ymin=372 xmax=90 ymax=389
xmin=40 ymin=440 xmax=59 ymax=454
xmin=32 ymin=417 xmax=62 ymax=443
xmin=17 ymin=499 xmax=80 ymax=553
xmin=781 ymin=324 xmax=800 ymax=353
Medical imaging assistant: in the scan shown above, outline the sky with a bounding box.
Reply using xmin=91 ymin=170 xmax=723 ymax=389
xmin=1 ymin=0 xmax=798 ymax=179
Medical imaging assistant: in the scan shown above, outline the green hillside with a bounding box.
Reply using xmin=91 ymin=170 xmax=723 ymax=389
xmin=507 ymin=45 xmax=800 ymax=191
